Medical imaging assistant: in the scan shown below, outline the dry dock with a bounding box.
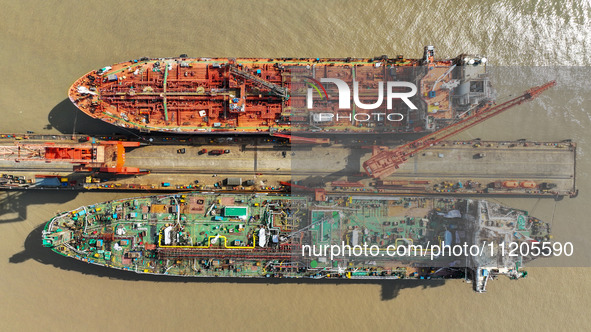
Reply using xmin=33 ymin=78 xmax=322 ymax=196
xmin=0 ymin=135 xmax=576 ymax=198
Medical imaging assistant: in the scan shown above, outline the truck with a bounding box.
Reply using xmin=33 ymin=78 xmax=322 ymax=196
xmin=209 ymin=149 xmax=230 ymax=155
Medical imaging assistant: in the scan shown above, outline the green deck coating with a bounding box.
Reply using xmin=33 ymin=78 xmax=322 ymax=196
xmin=42 ymin=193 xmax=551 ymax=280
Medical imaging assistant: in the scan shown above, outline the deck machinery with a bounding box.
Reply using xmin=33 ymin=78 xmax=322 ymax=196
xmin=42 ymin=193 xmax=552 ymax=292
xmin=68 ymin=46 xmax=493 ymax=134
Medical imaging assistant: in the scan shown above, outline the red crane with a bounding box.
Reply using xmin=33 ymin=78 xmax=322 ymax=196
xmin=0 ymin=140 xmax=148 ymax=175
xmin=363 ymin=81 xmax=557 ymax=179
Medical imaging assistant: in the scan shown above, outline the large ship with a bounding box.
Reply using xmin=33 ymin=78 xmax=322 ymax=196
xmin=69 ymin=46 xmax=493 ymax=134
xmin=42 ymin=193 xmax=550 ymax=292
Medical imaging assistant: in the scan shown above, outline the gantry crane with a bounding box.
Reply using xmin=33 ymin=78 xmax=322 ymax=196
xmin=362 ymin=81 xmax=557 ymax=179
xmin=0 ymin=140 xmax=148 ymax=175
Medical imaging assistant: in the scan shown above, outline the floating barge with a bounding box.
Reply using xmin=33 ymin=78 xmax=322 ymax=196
xmin=42 ymin=193 xmax=551 ymax=292
xmin=69 ymin=46 xmax=492 ymax=134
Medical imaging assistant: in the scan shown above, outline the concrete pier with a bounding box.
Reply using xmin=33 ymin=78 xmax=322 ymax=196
xmin=0 ymin=135 xmax=577 ymax=198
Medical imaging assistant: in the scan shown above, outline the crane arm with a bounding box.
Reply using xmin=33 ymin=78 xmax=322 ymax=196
xmin=363 ymin=81 xmax=556 ymax=179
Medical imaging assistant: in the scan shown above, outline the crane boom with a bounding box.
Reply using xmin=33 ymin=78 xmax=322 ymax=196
xmin=363 ymin=81 xmax=557 ymax=179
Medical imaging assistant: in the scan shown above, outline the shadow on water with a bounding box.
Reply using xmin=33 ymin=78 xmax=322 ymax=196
xmin=48 ymin=99 xmax=134 ymax=136
xmin=11 ymin=223 xmax=447 ymax=300
xmin=0 ymin=191 xmax=79 ymax=224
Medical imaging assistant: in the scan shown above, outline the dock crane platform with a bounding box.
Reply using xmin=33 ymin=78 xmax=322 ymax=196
xmin=362 ymin=81 xmax=557 ymax=179
xmin=0 ymin=140 xmax=149 ymax=175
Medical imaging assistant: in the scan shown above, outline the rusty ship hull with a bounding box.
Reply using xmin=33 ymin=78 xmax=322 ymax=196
xmin=69 ymin=46 xmax=493 ymax=134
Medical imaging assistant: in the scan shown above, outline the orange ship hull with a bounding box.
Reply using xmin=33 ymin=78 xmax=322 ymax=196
xmin=69 ymin=46 xmax=492 ymax=134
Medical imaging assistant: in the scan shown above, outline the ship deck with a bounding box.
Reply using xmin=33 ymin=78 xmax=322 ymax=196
xmin=43 ymin=194 xmax=549 ymax=279
xmin=67 ymin=49 xmax=490 ymax=134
